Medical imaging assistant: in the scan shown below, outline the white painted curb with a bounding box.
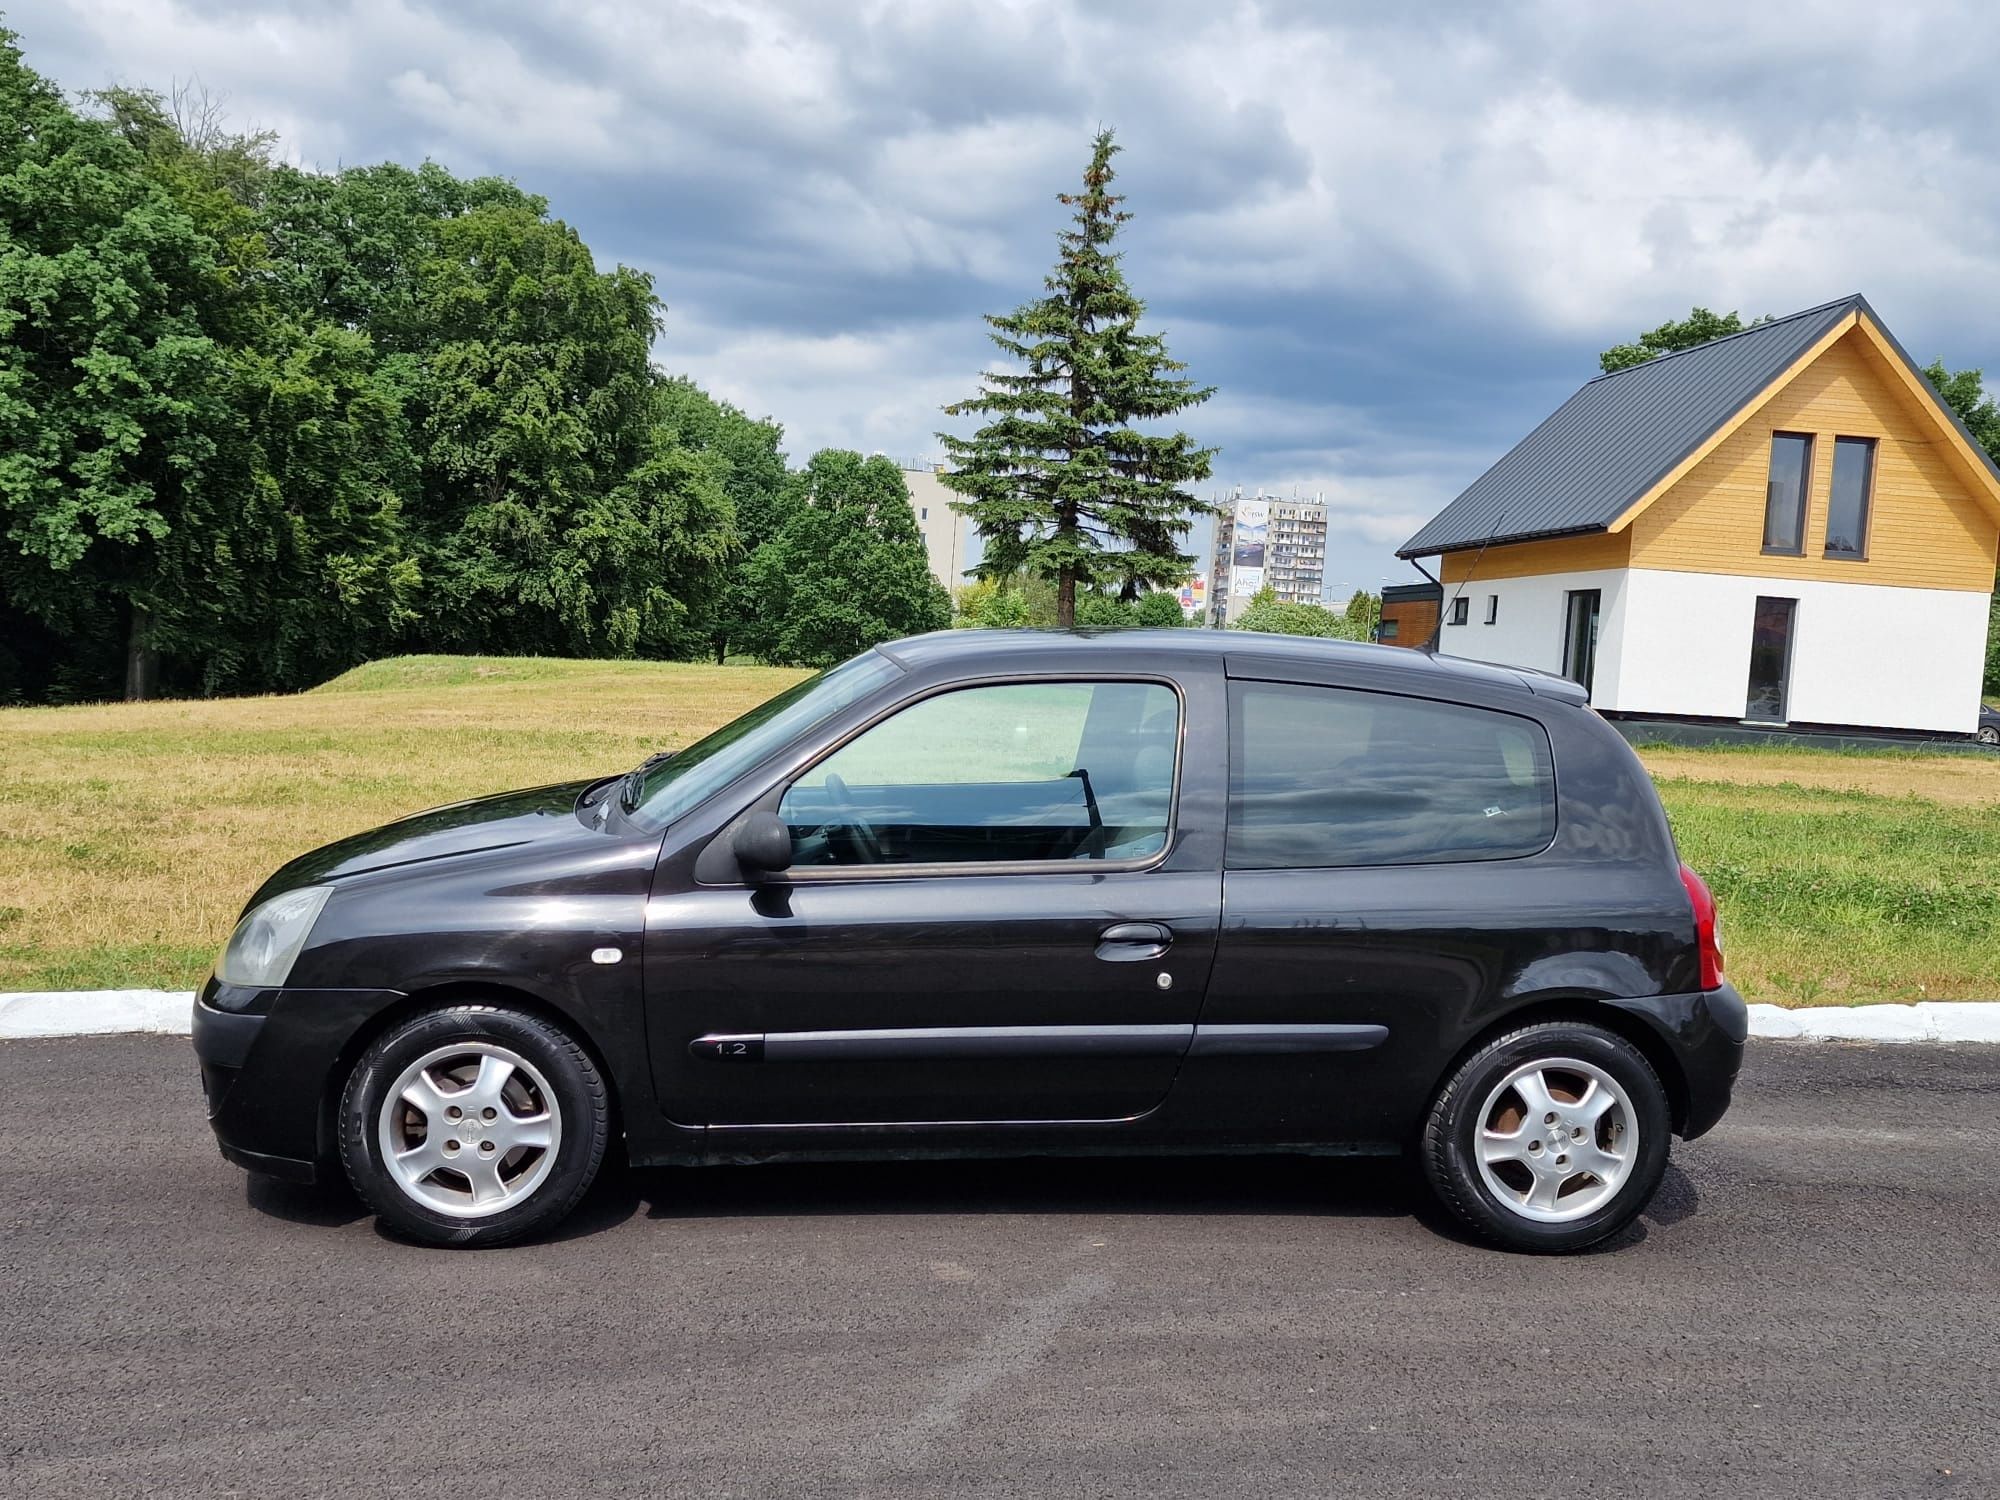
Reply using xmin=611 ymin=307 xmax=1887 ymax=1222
xmin=1746 ymin=1001 xmax=2000 ymax=1044
xmin=0 ymin=990 xmax=195 ymax=1039
xmin=3 ymin=990 xmax=2000 ymax=1044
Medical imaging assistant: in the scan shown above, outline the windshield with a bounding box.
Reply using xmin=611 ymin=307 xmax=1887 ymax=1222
xmin=621 ymin=651 xmax=903 ymax=832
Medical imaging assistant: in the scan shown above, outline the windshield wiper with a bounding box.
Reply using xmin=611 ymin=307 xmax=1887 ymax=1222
xmin=617 ymin=749 xmax=677 ymax=814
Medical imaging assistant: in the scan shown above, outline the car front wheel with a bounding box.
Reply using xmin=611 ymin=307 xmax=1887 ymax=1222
xmin=1421 ymin=1020 xmax=1671 ymax=1253
xmin=338 ymin=1004 xmax=609 ymax=1247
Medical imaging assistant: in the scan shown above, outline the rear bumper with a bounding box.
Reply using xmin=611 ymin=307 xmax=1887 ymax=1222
xmin=1607 ymin=982 xmax=1748 ymax=1140
xmin=192 ymin=981 xmax=409 ymax=1185
xmin=1600 ymin=988 xmax=1744 ymax=1136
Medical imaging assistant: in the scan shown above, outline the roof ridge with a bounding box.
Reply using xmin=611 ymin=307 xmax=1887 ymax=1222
xmin=1583 ymin=294 xmax=1862 ymax=384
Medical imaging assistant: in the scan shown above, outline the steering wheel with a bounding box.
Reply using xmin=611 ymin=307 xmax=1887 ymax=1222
xmin=821 ymin=772 xmax=886 ymax=865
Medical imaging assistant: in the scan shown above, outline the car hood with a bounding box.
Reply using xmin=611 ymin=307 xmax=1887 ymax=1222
xmin=250 ymin=780 xmax=605 ymax=903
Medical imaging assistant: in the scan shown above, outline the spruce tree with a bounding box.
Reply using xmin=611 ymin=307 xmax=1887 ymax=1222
xmin=938 ymin=130 xmax=1216 ymax=628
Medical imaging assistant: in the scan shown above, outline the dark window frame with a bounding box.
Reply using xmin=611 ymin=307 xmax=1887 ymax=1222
xmin=1448 ymin=596 xmax=1470 ymax=626
xmin=1823 ymin=435 xmax=1877 ymax=561
xmin=1484 ymin=594 xmax=1499 ymax=625
xmin=1223 ymin=679 xmax=1558 ymax=872
xmin=1761 ymin=431 xmax=1815 ymax=557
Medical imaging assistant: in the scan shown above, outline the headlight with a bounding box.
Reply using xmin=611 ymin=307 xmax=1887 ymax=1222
xmin=216 ymin=886 xmax=333 ymax=988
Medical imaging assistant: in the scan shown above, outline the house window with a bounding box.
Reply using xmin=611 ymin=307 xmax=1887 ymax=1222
xmin=1762 ymin=432 xmax=1813 ymax=555
xmin=1448 ymin=597 xmax=1470 ymax=626
xmin=920 ymin=507 xmax=929 ymax=520
xmin=1378 ymin=618 xmax=1401 ymax=641
xmin=1484 ymin=594 xmax=1499 ymax=625
xmin=1824 ymin=437 xmax=1876 ymax=559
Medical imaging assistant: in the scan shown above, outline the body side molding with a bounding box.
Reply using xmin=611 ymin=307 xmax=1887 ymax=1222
xmin=688 ymin=1021 xmax=1390 ymax=1063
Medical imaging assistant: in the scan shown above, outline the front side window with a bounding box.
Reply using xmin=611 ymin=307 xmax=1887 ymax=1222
xmin=1762 ymin=432 xmax=1813 ymax=554
xmin=1824 ymin=436 xmax=1876 ymax=559
xmin=1227 ymin=682 xmax=1555 ymax=869
xmin=779 ymin=680 xmax=1179 ymax=868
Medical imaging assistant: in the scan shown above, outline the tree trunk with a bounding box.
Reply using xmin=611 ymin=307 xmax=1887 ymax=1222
xmin=124 ymin=601 xmax=157 ymax=702
xmin=1056 ymin=568 xmax=1076 ymax=629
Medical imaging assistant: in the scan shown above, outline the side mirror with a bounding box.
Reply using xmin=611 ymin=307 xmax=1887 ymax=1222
xmin=732 ymin=811 xmax=794 ymax=877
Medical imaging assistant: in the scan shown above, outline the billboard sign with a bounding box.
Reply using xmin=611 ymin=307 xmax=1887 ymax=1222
xmin=1229 ymin=499 xmax=1268 ymax=597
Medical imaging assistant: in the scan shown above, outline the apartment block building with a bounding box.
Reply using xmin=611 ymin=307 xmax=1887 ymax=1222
xmin=900 ymin=466 xmax=976 ymax=595
xmin=1211 ymin=490 xmax=1330 ymax=621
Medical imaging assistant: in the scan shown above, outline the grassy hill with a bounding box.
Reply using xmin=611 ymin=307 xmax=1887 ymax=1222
xmin=2 ymin=655 xmax=1996 ymax=1001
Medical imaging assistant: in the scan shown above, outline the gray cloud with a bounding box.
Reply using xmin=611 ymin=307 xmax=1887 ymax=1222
xmin=17 ymin=0 xmax=2000 ymax=591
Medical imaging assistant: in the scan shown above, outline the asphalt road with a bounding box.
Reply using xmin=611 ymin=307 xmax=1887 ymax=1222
xmin=3 ymin=1037 xmax=1997 ymax=1499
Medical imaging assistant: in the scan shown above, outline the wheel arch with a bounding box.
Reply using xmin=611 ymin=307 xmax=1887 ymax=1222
xmin=315 ymin=981 xmax=626 ymax=1167
xmin=1435 ymin=996 xmax=1692 ymax=1137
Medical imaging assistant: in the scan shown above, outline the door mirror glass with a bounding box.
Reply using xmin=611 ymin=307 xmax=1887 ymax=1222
xmin=732 ymin=811 xmax=795 ymax=875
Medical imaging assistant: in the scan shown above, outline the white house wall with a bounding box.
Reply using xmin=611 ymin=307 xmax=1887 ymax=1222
xmin=1440 ymin=566 xmax=1988 ymax=734
xmin=1436 ymin=568 xmax=1632 ymax=708
xmin=1616 ymin=570 xmax=1987 ymax=733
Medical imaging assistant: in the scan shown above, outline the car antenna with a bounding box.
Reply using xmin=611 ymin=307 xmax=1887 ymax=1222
xmin=1420 ymin=507 xmax=1506 ymax=655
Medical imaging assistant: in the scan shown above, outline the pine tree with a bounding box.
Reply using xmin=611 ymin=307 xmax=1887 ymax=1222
xmin=938 ymin=130 xmax=1216 ymax=628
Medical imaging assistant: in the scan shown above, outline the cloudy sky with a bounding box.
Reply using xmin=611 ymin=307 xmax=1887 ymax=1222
xmin=15 ymin=0 xmax=2000 ymax=594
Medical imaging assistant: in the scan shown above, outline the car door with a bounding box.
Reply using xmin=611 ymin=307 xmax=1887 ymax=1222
xmin=643 ymin=661 xmax=1226 ymax=1126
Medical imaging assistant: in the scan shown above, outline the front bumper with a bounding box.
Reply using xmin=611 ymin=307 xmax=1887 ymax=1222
xmin=1607 ymin=981 xmax=1748 ymax=1140
xmin=192 ymin=981 xmax=409 ymax=1184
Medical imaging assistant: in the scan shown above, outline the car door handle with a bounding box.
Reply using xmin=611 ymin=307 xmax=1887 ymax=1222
xmin=1096 ymin=922 xmax=1171 ymax=961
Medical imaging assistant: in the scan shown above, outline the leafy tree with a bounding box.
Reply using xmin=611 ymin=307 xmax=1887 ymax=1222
xmin=939 ymin=129 xmax=1216 ymax=627
xmin=1922 ymin=361 xmax=2000 ymax=466
xmin=1923 ymin=362 xmax=2000 ymax=693
xmin=0 ymin=33 xmax=760 ymax=700
xmin=1343 ymin=589 xmax=1380 ymax=634
xmin=91 ymin=85 xmax=421 ymax=694
xmin=1132 ymin=588 xmax=1187 ymax=627
xmin=952 ymin=579 xmax=1032 ymax=629
xmin=0 ymin=31 xmax=238 ymax=699
xmin=1231 ymin=586 xmax=1367 ymax=639
xmin=1599 ymin=307 xmax=1761 ymax=374
xmin=648 ymin=376 xmax=788 ymax=661
xmin=738 ymin=451 xmax=949 ymax=666
xmin=256 ymin=161 xmax=735 ymax=661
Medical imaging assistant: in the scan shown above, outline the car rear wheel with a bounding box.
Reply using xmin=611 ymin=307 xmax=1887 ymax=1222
xmin=338 ymin=1004 xmax=609 ymax=1247
xmin=1421 ymin=1020 xmax=1670 ymax=1253
xmin=1979 ymin=724 xmax=1999 ymax=746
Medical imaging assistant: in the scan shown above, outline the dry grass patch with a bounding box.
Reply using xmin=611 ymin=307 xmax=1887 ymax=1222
xmin=3 ymin=656 xmax=1996 ymax=1004
xmin=0 ymin=657 xmax=805 ymax=990
xmin=1640 ymin=745 xmax=2000 ymax=807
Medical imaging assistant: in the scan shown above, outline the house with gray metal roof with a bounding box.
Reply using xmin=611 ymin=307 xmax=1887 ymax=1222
xmin=1397 ymin=296 xmax=2000 ymax=736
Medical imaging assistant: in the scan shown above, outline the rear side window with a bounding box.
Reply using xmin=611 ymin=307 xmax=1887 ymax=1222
xmin=1227 ymin=681 xmax=1555 ymax=869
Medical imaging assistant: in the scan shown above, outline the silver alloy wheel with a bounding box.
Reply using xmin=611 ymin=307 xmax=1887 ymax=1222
xmin=1473 ymin=1056 xmax=1636 ymax=1223
xmin=377 ymin=1042 xmax=562 ymax=1218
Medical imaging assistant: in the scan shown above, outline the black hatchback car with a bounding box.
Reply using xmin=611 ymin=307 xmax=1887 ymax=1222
xmin=194 ymin=630 xmax=1744 ymax=1252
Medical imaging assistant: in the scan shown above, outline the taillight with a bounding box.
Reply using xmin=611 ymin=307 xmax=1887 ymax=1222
xmin=1679 ymin=862 xmax=1724 ymax=991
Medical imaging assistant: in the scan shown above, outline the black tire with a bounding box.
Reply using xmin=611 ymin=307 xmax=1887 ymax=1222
xmin=338 ymin=1004 xmax=609 ymax=1248
xmin=1421 ymin=1020 xmax=1671 ymax=1253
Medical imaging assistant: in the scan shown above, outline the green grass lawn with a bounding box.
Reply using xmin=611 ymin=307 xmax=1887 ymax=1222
xmin=2 ymin=656 xmax=1996 ymax=1003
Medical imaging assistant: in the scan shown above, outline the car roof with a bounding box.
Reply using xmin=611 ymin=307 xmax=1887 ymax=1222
xmin=874 ymin=629 xmax=1590 ymax=705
